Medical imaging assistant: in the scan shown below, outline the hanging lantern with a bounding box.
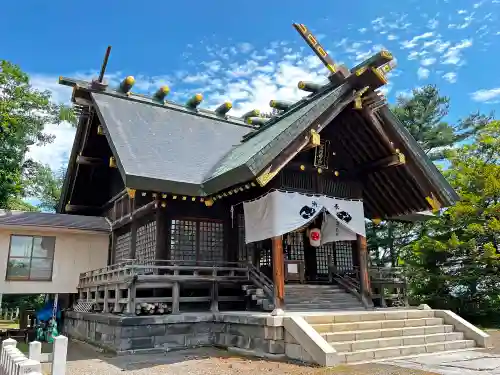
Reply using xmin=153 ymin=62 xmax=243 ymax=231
xmin=309 ymin=228 xmax=321 ymax=247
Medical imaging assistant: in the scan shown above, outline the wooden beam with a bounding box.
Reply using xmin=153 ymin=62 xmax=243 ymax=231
xmin=129 ymin=196 xmax=137 ymax=259
xmin=256 ymin=136 xmax=310 ymax=187
xmin=155 ymin=206 xmax=168 ymax=259
xmin=354 ymin=153 xmax=405 ymax=174
xmin=100 ymin=188 xmax=128 ymax=211
xmin=271 ymin=236 xmax=285 ymax=315
xmin=76 ymin=155 xmax=105 ymax=166
xmin=64 ymin=204 xmax=100 ymax=213
xmin=111 ymin=200 xmax=157 ymax=230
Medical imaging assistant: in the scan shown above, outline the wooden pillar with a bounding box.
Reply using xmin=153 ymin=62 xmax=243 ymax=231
xmin=155 ymin=207 xmax=168 ymax=259
xmin=356 ymin=234 xmax=372 ymax=305
xmin=271 ymin=236 xmax=285 ymax=315
xmin=129 ymin=197 xmax=137 ymax=259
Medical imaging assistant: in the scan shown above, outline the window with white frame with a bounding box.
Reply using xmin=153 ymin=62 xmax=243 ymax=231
xmin=5 ymin=235 xmax=56 ymax=281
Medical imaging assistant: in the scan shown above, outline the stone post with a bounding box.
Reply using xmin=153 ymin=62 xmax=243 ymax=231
xmin=28 ymin=341 xmax=42 ymax=362
xmin=51 ymin=335 xmax=68 ymax=375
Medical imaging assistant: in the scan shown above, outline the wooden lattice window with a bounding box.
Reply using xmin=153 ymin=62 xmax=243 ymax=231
xmin=170 ymin=219 xmax=224 ymax=262
xmin=285 ymin=232 xmax=305 ymax=261
xmin=199 ymin=221 xmax=224 ymax=262
xmin=114 ymin=231 xmax=131 ymax=263
xmin=238 ymin=214 xmax=256 ymax=262
xmin=171 ymin=220 xmax=197 ymax=261
xmin=136 ymin=221 xmax=157 ymax=272
xmin=335 ymin=241 xmax=353 ymax=273
xmin=316 ymin=242 xmax=335 ymax=275
xmin=259 ymin=248 xmax=271 ymax=268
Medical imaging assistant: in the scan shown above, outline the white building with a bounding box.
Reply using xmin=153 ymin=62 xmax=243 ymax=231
xmin=0 ymin=210 xmax=109 ymax=301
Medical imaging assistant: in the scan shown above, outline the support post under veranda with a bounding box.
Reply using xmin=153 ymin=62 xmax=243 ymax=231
xmin=271 ymin=235 xmax=285 ymax=316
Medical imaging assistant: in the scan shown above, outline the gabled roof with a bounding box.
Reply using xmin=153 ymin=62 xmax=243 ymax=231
xmin=58 ymin=43 xmax=459 ymax=218
xmin=86 ymin=80 xmax=356 ymax=196
xmin=0 ymin=210 xmax=111 ymax=232
xmin=91 ymin=92 xmax=252 ymax=196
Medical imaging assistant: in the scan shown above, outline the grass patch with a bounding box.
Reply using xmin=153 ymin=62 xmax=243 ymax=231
xmin=0 ymin=320 xmax=18 ymax=330
xmin=15 ymin=342 xmax=52 ymax=354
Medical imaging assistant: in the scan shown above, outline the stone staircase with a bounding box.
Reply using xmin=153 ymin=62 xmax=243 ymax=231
xmin=285 ymin=284 xmax=365 ymax=311
xmin=242 ymin=284 xmax=274 ymax=311
xmin=304 ymin=310 xmax=477 ymax=363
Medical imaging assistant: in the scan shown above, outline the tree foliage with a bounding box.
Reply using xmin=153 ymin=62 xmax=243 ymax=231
xmin=27 ymin=165 xmax=66 ymax=212
xmin=402 ymin=121 xmax=500 ymax=324
xmin=392 ymin=85 xmax=492 ymax=160
xmin=368 ymin=85 xmax=493 ymax=267
xmin=0 ymin=60 xmax=75 ymax=209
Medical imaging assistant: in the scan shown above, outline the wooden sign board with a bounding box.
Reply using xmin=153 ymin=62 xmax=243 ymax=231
xmin=314 ymin=140 xmax=330 ymax=169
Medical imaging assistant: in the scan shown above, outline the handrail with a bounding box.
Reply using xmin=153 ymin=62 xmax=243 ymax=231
xmin=79 ymin=259 xmax=247 ymax=280
xmin=247 ymin=263 xmax=274 ymax=301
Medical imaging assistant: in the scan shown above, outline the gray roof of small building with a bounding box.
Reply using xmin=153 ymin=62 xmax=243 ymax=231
xmin=0 ymin=210 xmax=111 ymax=232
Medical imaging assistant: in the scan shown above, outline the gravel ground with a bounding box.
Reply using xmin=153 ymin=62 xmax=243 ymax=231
xmin=48 ymin=330 xmax=500 ymax=375
xmin=49 ymin=341 xmax=439 ymax=375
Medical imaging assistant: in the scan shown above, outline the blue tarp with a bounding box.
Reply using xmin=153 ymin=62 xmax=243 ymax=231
xmin=35 ymin=300 xmax=61 ymax=321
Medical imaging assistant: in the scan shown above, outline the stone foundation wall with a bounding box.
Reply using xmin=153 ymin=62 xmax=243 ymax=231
xmin=63 ymin=311 xmax=286 ymax=357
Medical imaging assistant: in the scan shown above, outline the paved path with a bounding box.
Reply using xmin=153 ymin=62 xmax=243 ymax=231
xmin=385 ymin=350 xmax=500 ymax=374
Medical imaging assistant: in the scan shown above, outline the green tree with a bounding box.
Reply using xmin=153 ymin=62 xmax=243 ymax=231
xmin=402 ymin=120 xmax=500 ymax=323
xmin=27 ymin=164 xmax=66 ymax=212
xmin=368 ymin=85 xmax=492 ymax=267
xmin=0 ymin=60 xmax=75 ymax=209
xmin=393 ymin=85 xmax=492 ymax=161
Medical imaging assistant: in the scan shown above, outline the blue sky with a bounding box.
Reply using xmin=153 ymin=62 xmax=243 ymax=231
xmin=2 ymin=0 xmax=500 ymax=173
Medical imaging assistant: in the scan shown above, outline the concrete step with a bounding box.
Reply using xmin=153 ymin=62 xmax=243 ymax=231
xmin=339 ymin=339 xmax=476 ymax=363
xmin=287 ymin=306 xmax=365 ymax=312
xmin=286 ymin=305 xmax=363 ymax=311
xmin=312 ymin=317 xmax=443 ymax=333
xmin=287 ymin=301 xmax=361 ymax=308
xmin=322 ymin=324 xmax=455 ymax=342
xmin=285 ymin=289 xmax=350 ymax=296
xmin=285 ymin=286 xmax=346 ymax=290
xmin=304 ymin=310 xmax=435 ymax=325
xmin=330 ymin=332 xmax=465 ymax=352
xmin=262 ymin=300 xmax=274 ymax=311
xmin=285 ymin=299 xmax=359 ymax=304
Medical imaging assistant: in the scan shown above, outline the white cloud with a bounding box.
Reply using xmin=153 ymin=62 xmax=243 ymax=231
xmin=442 ymin=39 xmax=473 ymax=65
xmin=470 ymin=87 xmax=500 ymax=102
xmin=27 ymin=122 xmax=75 ymax=171
xmin=401 ymin=32 xmax=434 ymax=49
xmin=26 ymin=76 xmax=76 ymax=171
xmin=442 ymin=72 xmax=457 ymax=83
xmin=238 ymin=42 xmax=254 ymax=53
xmin=428 ymin=19 xmax=439 ymax=29
xmin=396 ymin=89 xmax=413 ymax=99
xmin=417 ymin=67 xmax=430 ymax=80
xmin=421 ymin=57 xmax=436 ymax=66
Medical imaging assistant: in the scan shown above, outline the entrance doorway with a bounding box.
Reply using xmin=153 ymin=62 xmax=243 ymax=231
xmin=236 ymin=213 xmax=355 ymax=283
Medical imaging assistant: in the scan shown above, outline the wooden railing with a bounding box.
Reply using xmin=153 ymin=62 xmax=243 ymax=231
xmin=77 ymin=260 xmax=251 ymax=315
xmin=369 ymin=266 xmax=408 ymax=307
xmin=327 ymin=259 xmax=408 ymax=308
xmin=247 ymin=262 xmax=274 ymax=303
xmin=78 ymin=259 xmax=249 ymax=287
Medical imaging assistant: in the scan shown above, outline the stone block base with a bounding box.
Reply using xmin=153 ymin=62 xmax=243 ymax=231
xmin=63 ymin=311 xmax=287 ymax=357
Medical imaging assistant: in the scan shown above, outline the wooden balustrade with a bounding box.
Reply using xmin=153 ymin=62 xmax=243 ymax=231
xmin=76 ymin=260 xmax=251 ymax=315
xmin=327 ymin=257 xmax=408 ymax=308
